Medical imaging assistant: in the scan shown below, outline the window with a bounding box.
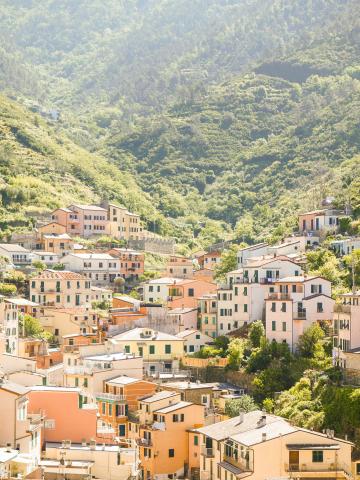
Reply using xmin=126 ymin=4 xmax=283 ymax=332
xmin=244 ymin=304 xmax=248 ymax=313
xmin=312 ymin=451 xmax=323 ymax=463
xmin=292 ymin=285 xmax=296 ymax=293
xmin=54 ymin=329 xmax=59 ymax=336
xmin=281 ymin=302 xmax=286 ymax=312
xmin=243 ymin=287 xmax=247 ymax=296
xmin=124 ymin=345 xmax=130 ymax=353
xmin=75 ymin=378 xmax=79 ymax=387
xmin=56 ymin=295 xmax=61 ymax=303
xmin=356 ymin=463 xmax=360 ymax=475
xmin=194 ymin=435 xmax=199 ymax=446
xmin=189 ymin=345 xmax=195 ymax=352
xmin=188 ymin=288 xmax=194 ymax=297
xmin=282 ymin=322 xmax=286 ymax=332
xmin=83 ymin=378 xmax=88 ymax=388
xmin=169 ymin=449 xmax=175 ymax=458
xmin=165 ymin=344 xmax=171 ymax=354
xmin=272 ymin=321 xmax=276 ymax=331
xmin=317 ymin=302 xmax=323 ymax=313
xmin=149 ymin=345 xmax=155 ymax=354
xmin=109 ymin=404 xmax=112 ymax=416
xmin=271 ymin=302 xmax=276 ymax=312
xmin=118 ymin=424 xmax=126 ymax=436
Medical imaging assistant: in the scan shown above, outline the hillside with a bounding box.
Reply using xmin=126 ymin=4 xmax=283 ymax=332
xmin=0 ymin=1 xmax=359 ymax=246
xmin=0 ymin=95 xmax=167 ymax=236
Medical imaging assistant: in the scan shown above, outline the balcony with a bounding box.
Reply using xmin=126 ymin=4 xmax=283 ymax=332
xmin=128 ymin=411 xmax=140 ymax=423
xmin=294 ymin=310 xmax=307 ymax=320
xmin=268 ymin=293 xmax=291 ymax=300
xmin=95 ymin=392 xmax=126 ymax=402
xmin=136 ymin=437 xmax=152 ymax=447
xmin=201 ymin=447 xmax=215 ymax=458
xmin=64 ymin=366 xmax=93 ymax=375
xmin=222 ymin=455 xmax=252 ymax=474
xmin=284 ymin=462 xmax=351 ymax=476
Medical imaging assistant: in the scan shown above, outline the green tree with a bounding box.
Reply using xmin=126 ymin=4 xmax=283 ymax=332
xmin=225 ymin=395 xmax=257 ymax=417
xmin=227 ymin=338 xmax=249 ymax=370
xmin=297 ymin=324 xmax=325 ymax=358
xmin=214 ymin=245 xmax=239 ymax=280
xmin=248 ymin=320 xmax=265 ymax=348
xmin=0 ymin=283 xmax=17 ymax=296
xmin=32 ymin=260 xmax=46 ymax=271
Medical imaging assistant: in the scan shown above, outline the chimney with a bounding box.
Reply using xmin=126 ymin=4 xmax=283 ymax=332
xmin=262 ymin=432 xmax=267 ymax=442
xmin=257 ymin=415 xmax=267 ymax=428
xmin=238 ymin=412 xmax=244 ymax=424
xmin=6 ymin=443 xmax=12 ymax=453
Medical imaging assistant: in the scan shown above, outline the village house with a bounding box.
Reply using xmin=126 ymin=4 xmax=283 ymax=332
xmin=265 ymin=275 xmax=334 ymax=351
xmin=30 ymin=269 xmax=91 ymax=307
xmin=128 ymin=390 xmax=204 ymax=480
xmin=0 ymin=381 xmax=42 ymax=477
xmin=61 ymin=252 xmax=121 ymax=286
xmin=216 ymin=256 xmax=304 ymax=335
xmin=198 ymin=294 xmax=218 ymax=338
xmin=165 ymin=255 xmax=194 ymax=279
xmin=331 ymin=237 xmax=360 ymax=256
xmin=31 ymin=251 xmax=61 ymax=266
xmin=196 ymin=251 xmax=222 ymax=271
xmin=63 ymin=343 xmax=143 ymax=402
xmin=52 ymin=204 xmax=110 ymax=238
xmin=107 ymin=247 xmax=145 ymax=281
xmin=167 ymin=279 xmax=218 ymax=309
xmin=198 ymin=410 xmax=353 ymax=480
xmin=0 ymin=243 xmax=31 ymax=266
xmin=298 ymin=208 xmax=349 ymax=235
xmin=167 ymin=307 xmax=198 ymax=333
xmin=96 ymin=376 xmax=156 ymax=439
xmin=42 ymin=441 xmax=139 ymax=480
xmin=175 ymin=329 xmax=213 ymax=354
xmin=333 ymin=290 xmax=360 ymax=371
xmin=91 ymin=285 xmax=113 ymax=304
xmin=111 ymin=327 xmax=184 ymax=375
xmin=0 ymin=297 xmax=19 ymax=355
xmin=28 ymin=386 xmax=99 ymax=444
xmin=35 ymin=306 xmax=98 ymax=342
xmin=107 ymin=202 xmax=143 ymax=240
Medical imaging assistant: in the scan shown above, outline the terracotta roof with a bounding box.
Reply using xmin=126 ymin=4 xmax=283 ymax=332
xmin=33 ymin=269 xmax=86 ymax=280
xmin=70 ymin=204 xmax=107 ymax=212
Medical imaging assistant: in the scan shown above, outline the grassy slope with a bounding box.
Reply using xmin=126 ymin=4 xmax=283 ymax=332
xmin=0 ymin=95 xmax=166 ymax=234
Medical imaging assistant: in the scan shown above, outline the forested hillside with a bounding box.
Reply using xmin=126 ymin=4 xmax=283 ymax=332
xmin=0 ymin=0 xmax=360 ymax=246
xmin=0 ymin=95 xmax=167 ymax=236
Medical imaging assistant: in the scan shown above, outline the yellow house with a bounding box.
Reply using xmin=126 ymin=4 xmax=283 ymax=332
xmin=112 ymin=327 xmax=184 ymax=375
xmin=198 ymin=410 xmax=353 ymax=480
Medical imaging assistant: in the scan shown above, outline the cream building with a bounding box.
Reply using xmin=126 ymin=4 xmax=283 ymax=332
xmin=198 ymin=410 xmax=353 ymax=480
xmin=30 ymin=269 xmax=91 ymax=307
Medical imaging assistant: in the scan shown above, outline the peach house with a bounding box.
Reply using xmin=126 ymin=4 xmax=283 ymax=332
xmin=30 ymin=269 xmax=91 ymax=308
xmin=298 ymin=208 xmax=348 ymax=234
xmin=197 ymin=251 xmax=221 ymax=270
xmin=27 ymin=386 xmax=99 ymax=444
xmin=96 ymin=376 xmax=156 ymax=439
xmin=128 ymin=390 xmax=204 ymax=480
xmin=333 ymin=291 xmax=360 ymax=368
xmin=165 ymin=255 xmax=194 ymax=279
xmin=167 ymin=307 xmax=198 ymax=333
xmin=168 ymin=279 xmax=218 ymax=309
xmin=107 ymin=248 xmax=145 ymax=281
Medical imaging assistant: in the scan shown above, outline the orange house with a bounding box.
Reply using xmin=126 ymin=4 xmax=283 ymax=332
xmin=96 ymin=376 xmax=156 ymax=439
xmin=197 ymin=251 xmax=221 ymax=270
xmin=27 ymin=386 xmax=99 ymax=445
xmin=136 ymin=399 xmax=205 ymax=480
xmin=168 ymin=279 xmax=217 ymax=309
xmin=38 ymin=222 xmax=67 ymax=236
xmin=107 ymin=248 xmax=145 ymax=281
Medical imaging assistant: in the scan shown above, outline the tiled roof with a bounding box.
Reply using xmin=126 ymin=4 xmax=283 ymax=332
xmin=112 ymin=327 xmax=183 ymax=342
xmin=140 ymin=391 xmax=179 ymax=403
xmin=33 ymin=269 xmax=85 ymax=280
xmin=155 ymin=401 xmax=193 ymax=413
xmin=70 ymin=204 xmax=107 ymax=211
xmin=0 ymin=243 xmax=29 ymax=252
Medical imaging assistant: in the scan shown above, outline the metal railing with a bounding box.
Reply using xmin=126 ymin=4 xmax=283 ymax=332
xmin=294 ymin=310 xmax=307 ymax=320
xmin=95 ymin=392 xmax=126 ymax=402
xmin=268 ymin=293 xmax=291 ymax=300
xmin=201 ymin=447 xmax=215 ymax=458
xmin=334 ymin=304 xmax=352 ymax=314
xmin=285 ymin=462 xmax=351 ymax=474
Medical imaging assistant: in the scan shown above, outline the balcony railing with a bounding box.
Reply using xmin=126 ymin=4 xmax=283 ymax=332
xmin=285 ymin=462 xmax=351 ymax=474
xmin=136 ymin=437 xmax=152 ymax=447
xmin=223 ymin=455 xmax=252 ymax=473
xmin=268 ymin=293 xmax=291 ymax=300
xmin=201 ymin=447 xmax=215 ymax=458
xmin=95 ymin=392 xmax=126 ymax=402
xmin=294 ymin=310 xmax=307 ymax=320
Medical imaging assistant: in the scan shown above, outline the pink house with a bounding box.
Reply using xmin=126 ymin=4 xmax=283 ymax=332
xmin=27 ymin=386 xmax=99 ymax=445
xmin=265 ymin=275 xmax=334 ymax=351
xmin=51 ymin=205 xmax=110 ymax=238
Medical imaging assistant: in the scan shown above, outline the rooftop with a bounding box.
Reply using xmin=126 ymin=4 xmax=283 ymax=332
xmin=0 ymin=243 xmax=29 ymax=252
xmin=140 ymin=390 xmax=179 ymax=403
xmin=112 ymin=327 xmax=183 ymax=342
xmin=155 ymin=401 xmax=193 ymax=413
xmin=33 ymin=269 xmax=85 ymax=280
xmin=168 ymin=307 xmax=198 ymax=314
xmin=66 ymin=253 xmax=116 ymax=260
xmin=0 ymin=381 xmax=29 ymax=396
xmin=84 ymin=352 xmax=138 ymax=361
xmin=106 ymin=375 xmax=141 ymax=386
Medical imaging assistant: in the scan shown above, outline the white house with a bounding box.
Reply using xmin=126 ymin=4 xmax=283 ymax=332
xmin=176 ymin=329 xmax=213 ymax=354
xmin=0 ymin=244 xmax=31 ymax=265
xmin=31 ymin=251 xmax=61 ymax=266
xmin=61 ymin=253 xmax=121 ymax=286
